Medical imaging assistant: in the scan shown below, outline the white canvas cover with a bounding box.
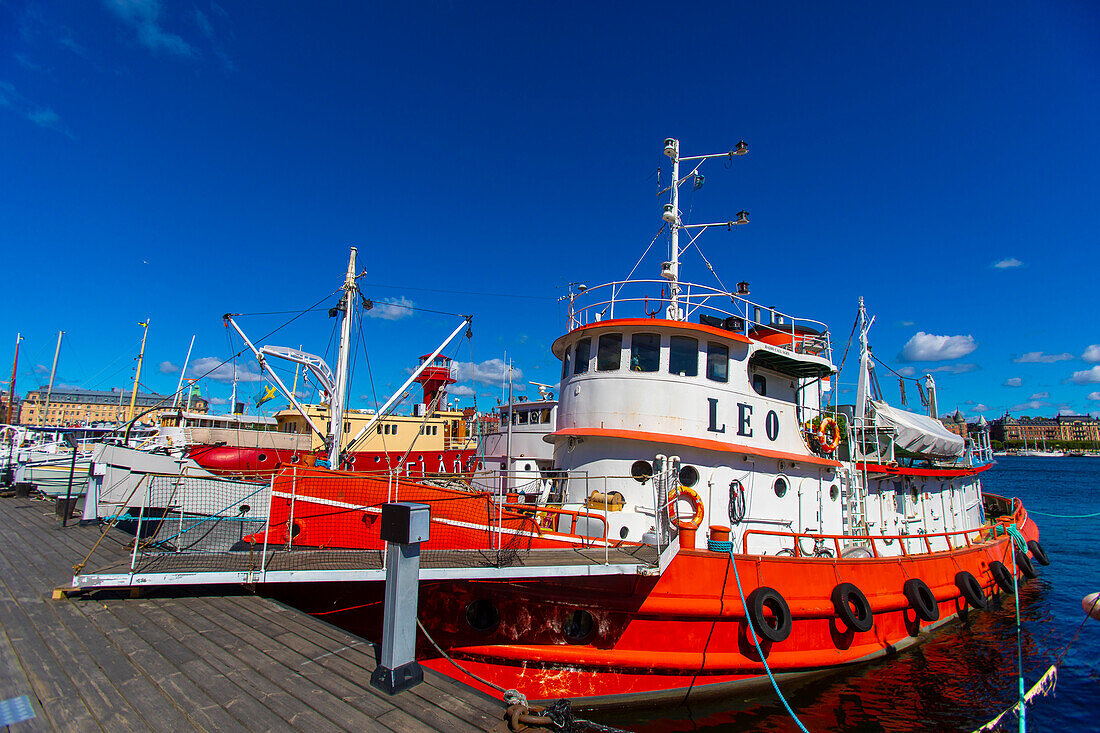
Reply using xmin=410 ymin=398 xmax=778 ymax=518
xmin=870 ymin=400 xmax=965 ymax=458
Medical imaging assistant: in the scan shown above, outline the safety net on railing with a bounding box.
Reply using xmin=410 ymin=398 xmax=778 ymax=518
xmin=74 ymin=465 xmax=652 ymax=581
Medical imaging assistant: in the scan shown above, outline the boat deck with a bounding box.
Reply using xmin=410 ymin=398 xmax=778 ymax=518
xmin=0 ymin=495 xmax=505 ymax=732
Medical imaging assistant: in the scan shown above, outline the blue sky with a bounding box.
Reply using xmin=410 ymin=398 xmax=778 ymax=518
xmin=2 ymin=1 xmax=1098 ymax=419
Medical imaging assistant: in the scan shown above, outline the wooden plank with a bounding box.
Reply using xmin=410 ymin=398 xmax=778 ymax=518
xmin=134 ymin=600 xmax=304 ymax=732
xmin=161 ymin=597 xmax=383 ymax=732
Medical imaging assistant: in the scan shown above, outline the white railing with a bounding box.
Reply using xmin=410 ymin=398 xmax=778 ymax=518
xmin=566 ymin=279 xmax=832 ymax=360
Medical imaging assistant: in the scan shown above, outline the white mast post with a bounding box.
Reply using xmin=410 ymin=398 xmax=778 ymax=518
xmin=174 ymin=335 xmax=195 ymax=408
xmin=665 ymin=138 xmax=682 ymax=321
xmin=330 ymin=247 xmax=358 ymax=466
xmin=41 ymin=330 xmax=63 ymax=426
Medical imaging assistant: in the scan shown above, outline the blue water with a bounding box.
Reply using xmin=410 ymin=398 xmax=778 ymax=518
xmin=595 ymin=456 xmax=1100 ymax=732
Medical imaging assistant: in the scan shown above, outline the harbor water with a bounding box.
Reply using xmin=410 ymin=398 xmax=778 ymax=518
xmin=590 ymin=456 xmax=1100 ymax=732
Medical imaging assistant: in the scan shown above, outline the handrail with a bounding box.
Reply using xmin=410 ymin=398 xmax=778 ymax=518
xmin=743 ymin=524 xmax=991 ymax=558
xmin=566 ymin=278 xmax=831 ymax=359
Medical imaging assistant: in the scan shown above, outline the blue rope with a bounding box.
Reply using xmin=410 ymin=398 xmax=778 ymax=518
xmin=1023 ymin=509 xmax=1100 ymax=519
xmin=708 ymin=539 xmax=810 ymax=733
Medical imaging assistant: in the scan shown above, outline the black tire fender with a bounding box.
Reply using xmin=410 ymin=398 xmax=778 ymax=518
xmin=831 ymin=582 xmax=874 ymax=632
xmin=903 ymin=578 xmax=940 ymax=622
xmin=1016 ymin=550 xmax=1038 ymax=579
xmin=1027 ymin=539 xmax=1050 ymax=566
xmin=989 ymin=560 xmax=1015 ymax=593
xmin=954 ymin=570 xmax=987 ymax=610
xmin=746 ymin=586 xmax=792 ymax=643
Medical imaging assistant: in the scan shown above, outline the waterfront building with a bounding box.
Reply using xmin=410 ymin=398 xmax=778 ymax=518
xmin=19 ymin=387 xmax=209 ymax=426
xmin=1 ymin=395 xmax=22 ymax=425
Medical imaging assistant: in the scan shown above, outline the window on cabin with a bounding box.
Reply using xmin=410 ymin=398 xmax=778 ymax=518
xmin=752 ymin=374 xmax=767 ymax=396
xmin=706 ymin=342 xmax=729 ymax=382
xmin=669 ymin=336 xmax=699 ymax=377
xmin=597 ymin=333 xmax=622 ymax=371
xmin=574 ymin=337 xmax=592 ymax=375
xmin=561 ymin=346 xmax=572 ymax=379
xmin=629 ymin=333 xmax=660 ymax=372
xmin=518 ymin=411 xmax=529 ymax=425
xmin=540 ymin=408 xmax=551 ymax=424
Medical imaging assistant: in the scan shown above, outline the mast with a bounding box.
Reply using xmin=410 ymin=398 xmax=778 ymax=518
xmin=41 ymin=330 xmax=63 ymax=426
xmin=330 ymin=247 xmax=358 ymax=463
xmin=855 ymin=298 xmax=871 ymax=422
xmin=661 ymin=138 xmax=750 ymax=321
xmin=505 ymin=359 xmax=513 ymax=489
xmin=173 ymin=335 xmax=195 ymax=409
xmin=127 ymin=320 xmax=149 ymax=423
xmin=6 ymin=333 xmax=21 ymax=425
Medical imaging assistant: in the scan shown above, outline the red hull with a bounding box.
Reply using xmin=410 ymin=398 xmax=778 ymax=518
xmin=184 ymin=444 xmax=479 ymax=479
xmin=412 ymin=497 xmax=1040 ymax=706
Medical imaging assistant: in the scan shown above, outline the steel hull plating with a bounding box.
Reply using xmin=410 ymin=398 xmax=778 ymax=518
xmin=414 ymin=498 xmax=1039 ymax=706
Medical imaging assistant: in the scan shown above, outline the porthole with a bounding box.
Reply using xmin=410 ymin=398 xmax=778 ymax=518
xmin=619 ymin=526 xmax=630 ymax=540
xmin=678 ymin=465 xmax=699 ymax=488
xmin=258 ymin=453 xmax=268 ymax=462
xmin=290 ymin=522 xmax=302 ymax=538
xmin=829 ymin=484 xmax=839 ymax=502
xmin=374 ymin=456 xmax=381 ymax=463
xmin=524 ymin=463 xmax=532 ymax=471
xmin=773 ymin=476 xmax=788 ymax=498
xmin=465 ymin=600 xmax=499 ymax=632
xmin=238 ymin=504 xmax=251 ymax=514
xmin=630 ymin=460 xmax=653 ymax=483
xmin=291 ymin=455 xmax=301 ymax=464
xmin=562 ymin=609 xmax=595 ymax=644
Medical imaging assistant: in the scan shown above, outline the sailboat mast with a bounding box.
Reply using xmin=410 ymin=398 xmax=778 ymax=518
xmin=330 ymin=247 xmax=358 ymax=463
xmin=127 ymin=320 xmax=149 ymax=423
xmin=6 ymin=333 xmax=21 ymax=425
xmin=173 ymin=335 xmax=195 ymax=408
xmin=41 ymin=330 xmax=63 ymax=426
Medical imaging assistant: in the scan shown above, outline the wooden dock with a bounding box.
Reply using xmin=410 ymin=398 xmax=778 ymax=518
xmin=0 ymin=494 xmax=506 ymax=732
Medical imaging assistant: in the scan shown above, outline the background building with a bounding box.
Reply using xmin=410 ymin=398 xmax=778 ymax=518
xmin=19 ymin=387 xmax=209 ymax=426
xmin=990 ymin=414 xmax=1100 ymax=446
xmin=1 ymin=394 xmax=22 ymax=425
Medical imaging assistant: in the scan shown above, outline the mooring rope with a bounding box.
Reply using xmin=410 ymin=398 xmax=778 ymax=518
xmin=709 ymin=539 xmax=810 ymax=733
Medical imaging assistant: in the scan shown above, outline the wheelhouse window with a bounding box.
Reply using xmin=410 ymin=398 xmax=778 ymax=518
xmin=561 ymin=346 xmax=572 ymax=379
xmin=518 ymin=410 xmax=529 ymax=425
xmin=597 ymin=333 xmax=622 ymax=371
xmin=706 ymin=342 xmax=729 ymax=382
xmin=752 ymin=374 xmax=767 ymax=396
xmin=574 ymin=337 xmax=592 ymax=375
xmin=669 ymin=336 xmax=699 ymax=377
xmin=629 ymin=333 xmax=660 ymax=372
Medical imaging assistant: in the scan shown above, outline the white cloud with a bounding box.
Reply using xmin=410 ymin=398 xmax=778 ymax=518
xmin=1011 ymin=400 xmax=1049 ymax=412
xmin=1014 ymin=351 xmax=1073 ymax=363
xmin=992 ymin=257 xmax=1023 ymax=269
xmin=0 ymin=81 xmax=70 ymax=136
xmin=207 ymin=397 xmax=229 ymax=406
xmin=449 ymin=385 xmax=475 ymax=397
xmin=899 ymin=332 xmax=977 ymax=362
xmin=158 ymin=360 xmax=179 ymax=374
xmin=1029 ymin=391 xmax=1050 ymax=400
xmin=1069 ymin=366 xmax=1100 ymax=385
xmin=365 ymin=296 xmax=415 ymax=320
xmin=187 ymin=356 xmax=262 ymax=384
xmin=1082 ymin=345 xmax=1100 ymax=363
xmin=453 ymin=358 xmax=523 ymax=386
xmin=1003 ymin=377 xmax=1022 ymax=387
xmin=897 ymin=366 xmax=917 ymax=377
xmin=1088 ymin=392 xmax=1100 ymax=401
xmin=971 ymin=403 xmax=992 ymax=413
xmin=1058 ymin=408 xmax=1081 ymax=416
xmin=929 ymin=363 xmax=979 ymax=374
xmin=897 ymin=321 xmax=915 ymax=328
xmin=103 ymin=0 xmax=196 ymax=57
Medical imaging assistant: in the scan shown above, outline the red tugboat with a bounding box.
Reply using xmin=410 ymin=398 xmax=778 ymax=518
xmin=256 ymin=139 xmax=1045 ymax=708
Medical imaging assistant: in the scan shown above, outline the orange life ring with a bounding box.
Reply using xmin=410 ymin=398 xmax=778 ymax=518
xmin=818 ymin=417 xmax=841 ymax=453
xmin=667 ymin=485 xmax=704 ymax=530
